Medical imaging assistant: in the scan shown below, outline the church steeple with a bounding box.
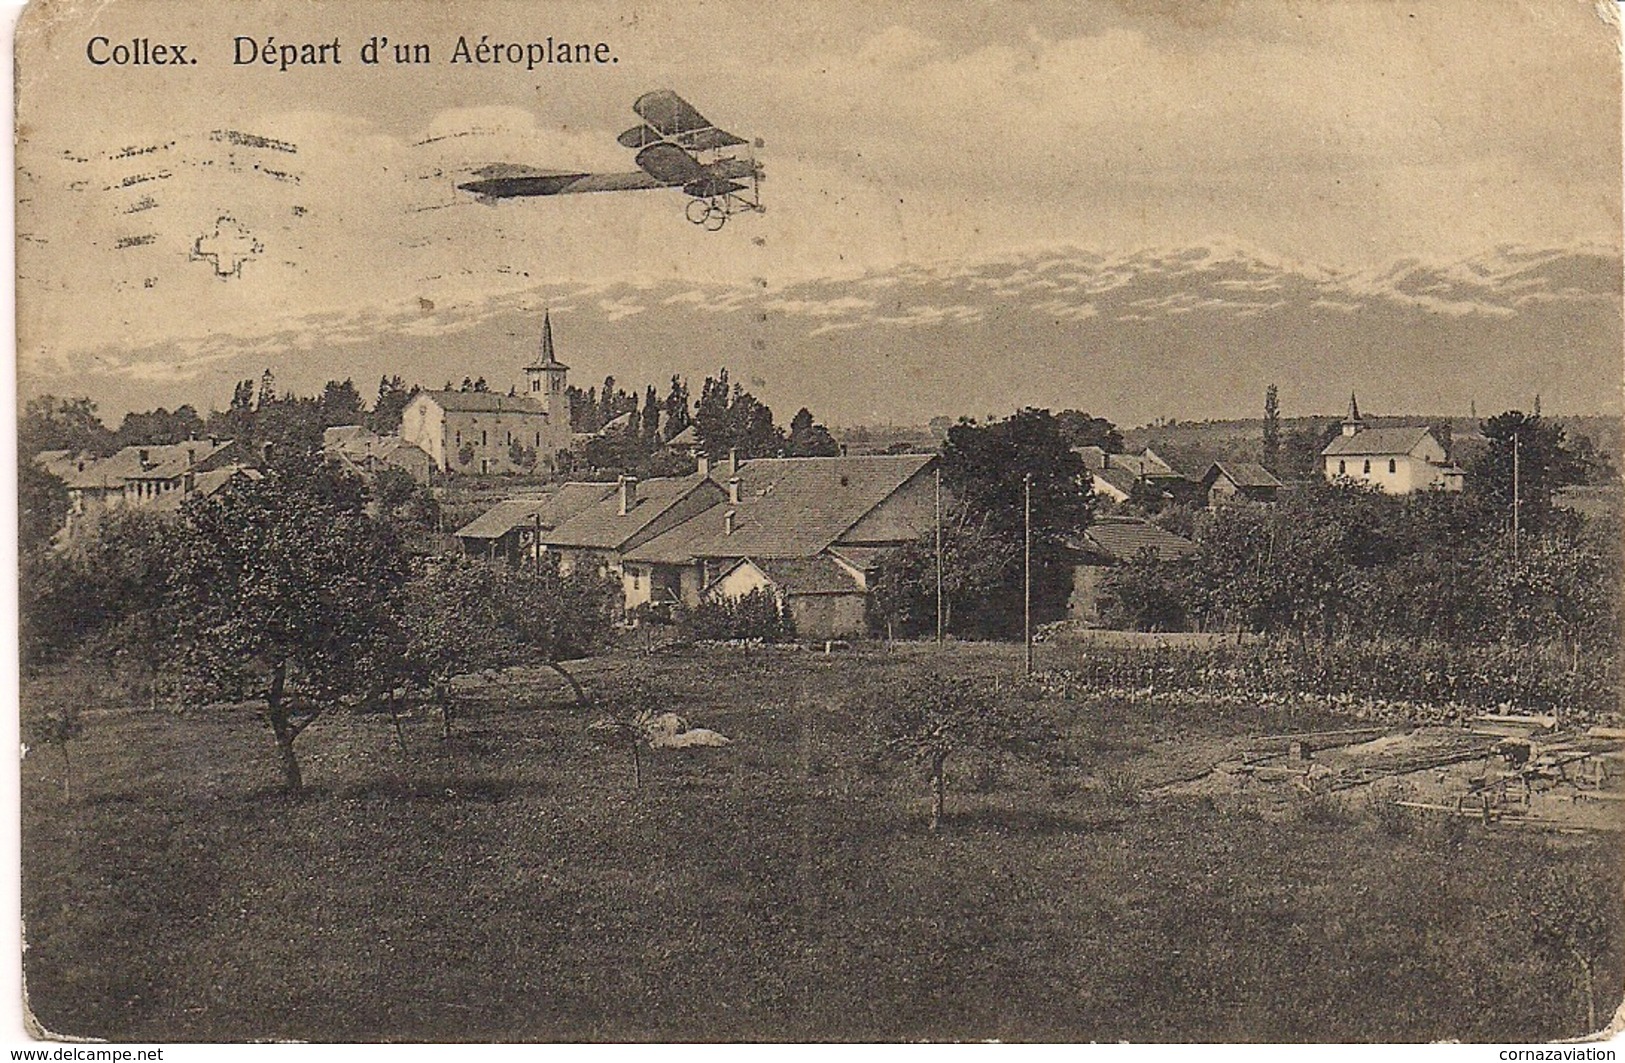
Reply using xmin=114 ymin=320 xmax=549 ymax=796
xmin=1341 ymin=392 xmax=1365 ymax=437
xmin=524 ymin=309 xmax=569 ymax=398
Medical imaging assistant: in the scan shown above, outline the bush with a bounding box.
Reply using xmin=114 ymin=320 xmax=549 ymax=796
xmin=679 ymin=588 xmax=796 ymax=643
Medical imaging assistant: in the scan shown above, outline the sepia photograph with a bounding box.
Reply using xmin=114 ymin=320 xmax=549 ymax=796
xmin=11 ymin=0 xmax=1625 ymax=1044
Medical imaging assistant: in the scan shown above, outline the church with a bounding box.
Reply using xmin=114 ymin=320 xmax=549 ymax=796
xmin=400 ymin=312 xmax=573 ymax=475
xmin=1321 ymin=393 xmax=1465 ymax=495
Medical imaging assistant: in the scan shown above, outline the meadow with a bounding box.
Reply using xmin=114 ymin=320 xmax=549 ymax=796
xmin=20 ymin=640 xmax=1623 ymax=1042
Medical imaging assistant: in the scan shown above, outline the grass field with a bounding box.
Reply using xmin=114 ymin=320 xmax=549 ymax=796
xmin=20 ymin=642 xmax=1624 ymax=1042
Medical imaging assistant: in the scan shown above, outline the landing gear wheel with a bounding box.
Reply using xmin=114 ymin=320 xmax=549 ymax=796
xmin=703 ymin=198 xmax=728 ymax=231
xmin=686 ymin=198 xmax=712 ymax=226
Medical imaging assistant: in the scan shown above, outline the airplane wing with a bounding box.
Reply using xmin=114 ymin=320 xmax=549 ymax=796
xmin=633 ymin=142 xmax=706 ymax=185
xmin=458 ymin=169 xmax=666 ymax=198
xmin=632 ymin=90 xmax=748 ymax=151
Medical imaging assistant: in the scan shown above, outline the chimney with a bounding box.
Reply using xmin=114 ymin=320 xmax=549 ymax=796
xmin=137 ymin=448 xmax=151 ymax=468
xmin=724 ymin=509 xmax=736 ymax=536
xmin=728 ymin=447 xmax=739 ymax=476
xmin=698 ymin=453 xmax=711 ymax=478
xmin=728 ymin=476 xmax=741 ymax=504
xmin=618 ymin=475 xmax=638 ymax=515
xmin=839 ymin=443 xmax=848 ymax=457
xmin=183 ymin=469 xmax=196 ymax=496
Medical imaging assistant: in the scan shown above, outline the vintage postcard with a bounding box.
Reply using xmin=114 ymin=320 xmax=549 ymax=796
xmin=12 ymin=0 xmax=1625 ymax=1045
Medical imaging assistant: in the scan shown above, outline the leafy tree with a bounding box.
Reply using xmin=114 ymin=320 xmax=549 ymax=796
xmin=869 ymin=504 xmax=1018 ymax=638
xmin=27 ymin=701 xmax=85 ymax=800
xmin=680 ymin=587 xmax=795 ymax=642
xmin=371 ymin=466 xmax=440 ymax=530
xmin=872 ymin=674 xmax=1060 ymax=831
xmin=113 ymin=405 xmax=207 ymax=448
xmin=1053 ymin=410 xmax=1124 ymax=454
xmin=1530 ymin=867 xmax=1617 ymax=1033
xmin=66 ymin=508 xmax=179 ymax=707
xmin=371 ymin=375 xmax=420 ymax=432
xmin=663 ymin=375 xmax=692 ymax=442
xmin=693 ymin=369 xmax=786 ymax=459
xmin=1469 ymin=411 xmax=1587 ymax=538
xmin=785 ymin=407 xmax=841 ymax=458
xmin=1099 ymin=552 xmax=1193 ymax=631
xmin=19 ymin=395 xmax=115 ymax=459
xmin=169 ymin=460 xmax=409 ymax=795
xmin=400 ymin=557 xmax=518 ymax=738
xmin=641 ymin=385 xmax=662 ymax=448
xmin=1278 ymin=419 xmax=1338 ymax=481
xmin=19 ymin=461 xmax=69 ymax=552
xmin=940 ymin=409 xmax=1095 ymax=630
xmin=1261 ymin=385 xmax=1281 ymax=473
xmin=319 ymin=378 xmax=365 ymax=428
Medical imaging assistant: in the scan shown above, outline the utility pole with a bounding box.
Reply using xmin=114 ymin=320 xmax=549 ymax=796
xmin=935 ymin=465 xmax=944 ymax=646
xmin=1512 ymin=429 xmax=1521 ymax=562
xmin=1024 ymin=472 xmax=1033 ymax=677
xmin=534 ymin=511 xmax=543 ymax=575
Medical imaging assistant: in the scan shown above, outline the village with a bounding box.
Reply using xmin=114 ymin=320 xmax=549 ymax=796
xmin=17 ymin=307 xmax=1625 ymax=1042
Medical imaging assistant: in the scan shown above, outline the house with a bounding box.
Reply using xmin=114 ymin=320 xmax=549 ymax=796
xmin=453 ymin=482 xmax=613 ymax=565
xmin=620 ymin=452 xmax=938 ymax=637
xmin=541 ymin=474 xmax=729 ymax=601
xmin=1066 ymin=517 xmax=1196 ymax=625
xmin=665 ymin=424 xmax=700 ymax=456
xmin=322 ymin=425 xmax=435 ymax=483
xmin=1320 ymin=394 xmax=1465 ymax=494
xmin=52 ymin=438 xmax=243 ymax=519
xmin=1074 ymin=445 xmax=1201 ymax=507
xmin=399 ymin=311 xmax=572 ymax=475
xmin=1200 ymin=461 xmax=1282 ymax=506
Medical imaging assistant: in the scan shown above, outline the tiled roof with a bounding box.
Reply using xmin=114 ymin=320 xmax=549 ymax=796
xmin=545 ymin=475 xmax=719 ymax=550
xmin=1073 ymin=445 xmax=1108 ymax=471
xmin=1321 ymin=427 xmax=1433 ymax=457
xmin=1080 ymin=518 xmax=1196 ymax=562
xmin=62 ymin=440 xmax=234 ymax=490
xmin=1091 ymin=466 xmax=1141 ymax=498
xmin=826 ymin=544 xmax=893 ymax=572
xmin=624 ymin=454 xmax=935 ymax=564
xmin=417 ymin=390 xmax=548 ymax=415
xmin=1207 ymin=461 xmax=1282 ymax=490
xmin=755 ymin=555 xmax=866 ymax=596
xmin=667 ymin=425 xmax=698 ymax=446
xmin=149 ymin=466 xmax=261 ymax=510
xmin=455 ymin=482 xmax=612 ymax=540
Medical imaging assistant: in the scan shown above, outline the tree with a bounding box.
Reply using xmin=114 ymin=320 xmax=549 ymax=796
xmin=641 ymin=385 xmax=662 ymax=448
xmin=785 ymin=407 xmax=841 ymax=458
xmin=1053 ymin=410 xmax=1124 ymax=454
xmin=1099 ymin=552 xmax=1193 ymax=631
xmin=1469 ymin=411 xmax=1586 ymax=539
xmin=19 ymin=462 xmax=69 ymax=552
xmin=371 ymin=466 xmax=440 ymax=530
xmin=873 ymin=674 xmax=1060 ymax=831
xmin=66 ymin=508 xmax=179 ymax=708
xmin=1530 ymin=867 xmax=1617 ymax=1033
xmin=940 ymin=409 xmax=1095 ymax=629
xmin=1261 ymin=385 xmax=1281 ymax=473
xmin=319 ymin=378 xmax=365 ymax=428
xmin=693 ymin=369 xmax=786 ymax=459
xmin=663 ymin=375 xmax=692 ymax=442
xmin=371 ymin=375 xmax=420 ymax=432
xmin=400 ymin=558 xmax=520 ymax=739
xmin=27 ymin=701 xmax=85 ymax=801
xmin=19 ymin=395 xmax=115 ymax=459
xmin=169 ymin=460 xmax=409 ymax=795
xmin=869 ymin=504 xmax=1018 ymax=638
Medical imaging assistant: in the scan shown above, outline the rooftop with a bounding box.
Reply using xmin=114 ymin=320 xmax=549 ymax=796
xmin=1322 ymin=426 xmax=1435 ymax=458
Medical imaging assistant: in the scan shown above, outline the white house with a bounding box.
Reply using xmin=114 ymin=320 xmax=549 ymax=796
xmin=1321 ymin=394 xmax=1465 ymax=494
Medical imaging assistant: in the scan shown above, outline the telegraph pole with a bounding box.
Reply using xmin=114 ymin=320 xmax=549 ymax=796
xmin=1512 ymin=429 xmax=1521 ymax=563
xmin=1023 ymin=472 xmax=1033 ymax=676
xmin=935 ymin=465 xmax=944 ymax=646
xmin=534 ymin=512 xmax=543 ymax=575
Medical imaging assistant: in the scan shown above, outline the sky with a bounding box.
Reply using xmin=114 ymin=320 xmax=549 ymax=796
xmin=13 ymin=0 xmax=1623 ymax=427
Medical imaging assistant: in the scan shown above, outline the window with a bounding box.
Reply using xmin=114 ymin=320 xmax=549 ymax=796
xmin=481 ymin=430 xmax=488 ymax=446
xmin=455 ymin=430 xmax=461 ymax=446
xmin=1388 ymin=458 xmax=1396 ymax=474
xmin=1338 ymin=460 xmax=1345 ymax=475
xmin=532 ymin=378 xmax=540 ymax=392
xmin=535 ymin=432 xmax=541 ymax=447
xmin=1363 ymin=460 xmax=1371 ymax=475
